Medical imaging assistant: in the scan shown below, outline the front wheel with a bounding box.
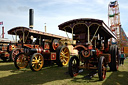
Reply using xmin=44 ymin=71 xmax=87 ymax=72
xmin=29 ymin=53 xmax=44 ymax=71
xmin=98 ymin=56 xmax=106 ymax=81
xmin=68 ymin=56 xmax=79 ymax=77
xmin=56 ymin=46 xmax=70 ymax=66
xmin=14 ymin=53 xmax=28 ymax=69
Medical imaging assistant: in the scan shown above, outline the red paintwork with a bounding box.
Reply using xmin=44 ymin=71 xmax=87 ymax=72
xmin=88 ymin=45 xmax=93 ymax=50
xmin=96 ymin=48 xmax=103 ymax=56
xmin=105 ymin=47 xmax=109 ymax=52
xmin=24 ymin=44 xmax=34 ymax=48
xmin=52 ymin=43 xmax=59 ymax=50
xmin=51 ymin=52 xmax=56 ymax=60
xmin=37 ymin=47 xmax=43 ymax=53
xmin=44 ymin=43 xmax=50 ymax=50
xmin=74 ymin=45 xmax=87 ymax=51
xmin=2 ymin=46 xmax=7 ymax=51
xmin=9 ymin=45 xmax=17 ymax=51
xmin=5 ymin=53 xmax=9 ymax=57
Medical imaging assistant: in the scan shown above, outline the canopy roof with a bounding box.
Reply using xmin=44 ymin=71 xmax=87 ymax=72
xmin=8 ymin=26 xmax=68 ymax=40
xmin=0 ymin=38 xmax=15 ymax=43
xmin=58 ymin=18 xmax=117 ymax=39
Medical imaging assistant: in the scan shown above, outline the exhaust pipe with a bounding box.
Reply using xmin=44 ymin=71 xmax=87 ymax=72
xmin=29 ymin=9 xmax=34 ymax=29
xmin=2 ymin=26 xmax=4 ymax=38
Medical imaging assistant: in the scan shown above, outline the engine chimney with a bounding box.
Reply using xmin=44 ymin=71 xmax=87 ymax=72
xmin=29 ymin=9 xmax=34 ymax=29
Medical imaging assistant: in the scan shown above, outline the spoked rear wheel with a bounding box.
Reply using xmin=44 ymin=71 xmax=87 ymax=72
xmin=98 ymin=56 xmax=106 ymax=81
xmin=29 ymin=53 xmax=44 ymax=71
xmin=14 ymin=53 xmax=28 ymax=69
xmin=10 ymin=49 xmax=20 ymax=61
xmin=68 ymin=56 xmax=79 ymax=77
xmin=56 ymin=46 xmax=70 ymax=66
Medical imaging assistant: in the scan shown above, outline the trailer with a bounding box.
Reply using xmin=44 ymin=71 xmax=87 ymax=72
xmin=58 ymin=18 xmax=120 ymax=80
xmin=8 ymin=26 xmax=70 ymax=71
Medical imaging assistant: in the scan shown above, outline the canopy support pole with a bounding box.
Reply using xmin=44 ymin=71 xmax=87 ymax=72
xmin=14 ymin=31 xmax=17 ymax=43
xmin=72 ymin=28 xmax=73 ymax=44
xmin=39 ymin=36 xmax=41 ymax=45
xmin=64 ymin=29 xmax=72 ymax=44
xmin=23 ymin=30 xmax=25 ymax=43
xmin=88 ymin=27 xmax=90 ymax=44
xmin=91 ymin=25 xmax=100 ymax=42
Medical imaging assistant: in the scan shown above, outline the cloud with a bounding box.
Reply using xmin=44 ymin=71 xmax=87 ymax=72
xmin=17 ymin=6 xmax=30 ymax=12
xmin=53 ymin=0 xmax=85 ymax=4
xmin=95 ymin=0 xmax=104 ymax=4
xmin=95 ymin=0 xmax=111 ymax=4
xmin=1 ymin=0 xmax=128 ymax=39
xmin=32 ymin=0 xmax=85 ymax=4
xmin=120 ymin=4 xmax=128 ymax=9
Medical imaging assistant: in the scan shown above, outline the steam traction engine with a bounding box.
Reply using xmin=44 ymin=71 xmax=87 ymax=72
xmin=8 ymin=27 xmax=70 ymax=71
xmin=0 ymin=41 xmax=11 ymax=61
xmin=58 ymin=18 xmax=119 ymax=80
xmin=0 ymin=39 xmax=19 ymax=61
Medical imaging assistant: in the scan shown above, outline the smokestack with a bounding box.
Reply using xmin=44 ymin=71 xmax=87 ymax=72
xmin=29 ymin=9 xmax=34 ymax=29
xmin=44 ymin=23 xmax=46 ymax=32
xmin=2 ymin=26 xmax=4 ymax=38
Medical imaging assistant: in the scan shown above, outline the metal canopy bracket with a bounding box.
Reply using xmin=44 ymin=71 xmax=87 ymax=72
xmin=91 ymin=25 xmax=101 ymax=42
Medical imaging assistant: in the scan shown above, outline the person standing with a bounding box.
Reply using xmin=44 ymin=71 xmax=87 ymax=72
xmin=120 ymin=51 xmax=125 ymax=65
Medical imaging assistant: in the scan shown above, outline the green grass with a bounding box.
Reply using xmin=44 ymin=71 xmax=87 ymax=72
xmin=0 ymin=59 xmax=128 ymax=85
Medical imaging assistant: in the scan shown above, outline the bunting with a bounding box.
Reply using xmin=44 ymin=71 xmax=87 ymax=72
xmin=0 ymin=22 xmax=3 ymax=25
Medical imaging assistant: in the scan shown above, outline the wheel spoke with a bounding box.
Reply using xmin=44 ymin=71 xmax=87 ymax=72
xmin=35 ymin=56 xmax=37 ymax=60
xmin=60 ymin=55 xmax=64 ymax=58
xmin=63 ymin=59 xmax=67 ymax=63
xmin=35 ymin=63 xmax=38 ymax=69
xmin=63 ymin=48 xmax=66 ymax=52
xmin=38 ymin=63 xmax=41 ymax=66
xmin=33 ymin=58 xmax=36 ymax=60
xmin=64 ymin=55 xmax=69 ymax=58
xmin=61 ymin=51 xmax=64 ymax=55
xmin=32 ymin=61 xmax=37 ymax=64
xmin=64 ymin=52 xmax=68 ymax=55
xmin=38 ymin=56 xmax=41 ymax=61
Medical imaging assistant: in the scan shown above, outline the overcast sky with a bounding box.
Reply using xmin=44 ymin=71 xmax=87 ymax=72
xmin=0 ymin=0 xmax=128 ymax=40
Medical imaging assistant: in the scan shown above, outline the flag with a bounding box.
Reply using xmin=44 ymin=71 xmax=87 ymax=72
xmin=0 ymin=22 xmax=3 ymax=25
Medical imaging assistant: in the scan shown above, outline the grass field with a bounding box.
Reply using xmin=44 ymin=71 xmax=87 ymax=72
xmin=0 ymin=58 xmax=128 ymax=85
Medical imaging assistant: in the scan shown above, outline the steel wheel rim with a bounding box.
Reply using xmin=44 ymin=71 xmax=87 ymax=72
xmin=17 ymin=54 xmax=28 ymax=69
xmin=32 ymin=54 xmax=43 ymax=71
xmin=60 ymin=47 xmax=70 ymax=66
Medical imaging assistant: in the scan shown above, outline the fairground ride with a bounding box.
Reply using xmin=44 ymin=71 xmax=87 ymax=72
xmin=108 ymin=0 xmax=128 ymax=52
